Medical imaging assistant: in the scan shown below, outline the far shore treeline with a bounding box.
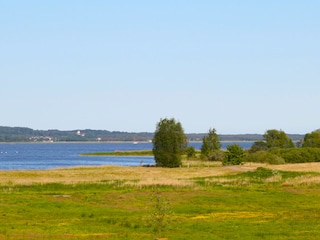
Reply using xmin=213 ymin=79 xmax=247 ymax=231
xmin=0 ymin=126 xmax=305 ymax=143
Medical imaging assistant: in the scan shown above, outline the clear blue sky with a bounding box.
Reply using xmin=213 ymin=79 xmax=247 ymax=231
xmin=1 ymin=1 xmax=319 ymax=134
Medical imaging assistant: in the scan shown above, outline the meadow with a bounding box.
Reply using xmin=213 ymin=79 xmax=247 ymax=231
xmin=0 ymin=161 xmax=320 ymax=239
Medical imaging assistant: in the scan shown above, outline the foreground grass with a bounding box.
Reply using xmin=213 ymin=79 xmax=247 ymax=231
xmin=0 ymin=162 xmax=320 ymax=239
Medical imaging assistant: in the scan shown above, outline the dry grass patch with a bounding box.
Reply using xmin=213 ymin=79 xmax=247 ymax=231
xmin=282 ymin=175 xmax=320 ymax=187
xmin=1 ymin=162 xmax=320 ymax=187
xmin=270 ymin=162 xmax=320 ymax=172
xmin=265 ymin=174 xmax=282 ymax=183
xmin=191 ymin=211 xmax=275 ymax=220
xmin=0 ymin=164 xmax=248 ymax=186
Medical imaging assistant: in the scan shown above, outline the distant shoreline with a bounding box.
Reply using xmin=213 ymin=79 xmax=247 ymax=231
xmin=0 ymin=126 xmax=305 ymax=143
xmin=0 ymin=140 xmax=258 ymax=144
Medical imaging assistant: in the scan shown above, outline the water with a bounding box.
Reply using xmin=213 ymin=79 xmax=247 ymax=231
xmin=0 ymin=142 xmax=253 ymax=170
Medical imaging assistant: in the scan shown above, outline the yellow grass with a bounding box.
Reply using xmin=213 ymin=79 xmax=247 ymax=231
xmin=0 ymin=164 xmax=238 ymax=186
xmin=191 ymin=211 xmax=275 ymax=220
xmin=1 ymin=162 xmax=320 ymax=186
xmin=269 ymin=162 xmax=320 ymax=172
xmin=282 ymin=175 xmax=320 ymax=186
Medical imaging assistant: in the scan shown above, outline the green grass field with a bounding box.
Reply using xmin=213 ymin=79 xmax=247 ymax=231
xmin=0 ymin=162 xmax=320 ymax=239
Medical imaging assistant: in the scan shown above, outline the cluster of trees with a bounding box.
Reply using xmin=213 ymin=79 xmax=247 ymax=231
xmin=152 ymin=118 xmax=320 ymax=168
xmin=198 ymin=128 xmax=245 ymax=165
xmin=152 ymin=118 xmax=245 ymax=167
xmin=250 ymin=129 xmax=320 ymax=150
xmin=248 ymin=129 xmax=320 ymax=164
xmin=301 ymin=131 xmax=320 ymax=148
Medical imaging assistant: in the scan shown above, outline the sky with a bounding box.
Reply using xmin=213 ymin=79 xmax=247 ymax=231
xmin=0 ymin=1 xmax=319 ymax=134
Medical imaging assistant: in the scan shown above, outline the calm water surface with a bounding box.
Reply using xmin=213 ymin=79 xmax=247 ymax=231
xmin=0 ymin=142 xmax=253 ymax=170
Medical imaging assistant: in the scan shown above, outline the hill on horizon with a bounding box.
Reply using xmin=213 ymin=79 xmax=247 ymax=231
xmin=0 ymin=126 xmax=305 ymax=143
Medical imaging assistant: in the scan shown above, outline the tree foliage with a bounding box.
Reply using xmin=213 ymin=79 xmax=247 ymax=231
xmin=245 ymin=151 xmax=285 ymax=164
xmin=263 ymin=129 xmax=294 ymax=149
xmin=201 ymin=128 xmax=221 ymax=159
xmin=223 ymin=144 xmax=245 ymax=165
xmin=270 ymin=148 xmax=320 ymax=163
xmin=249 ymin=141 xmax=268 ymax=153
xmin=186 ymin=146 xmax=196 ymax=159
xmin=152 ymin=118 xmax=188 ymax=167
xmin=302 ymin=131 xmax=320 ymax=148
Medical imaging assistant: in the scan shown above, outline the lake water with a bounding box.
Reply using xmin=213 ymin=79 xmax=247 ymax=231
xmin=0 ymin=142 xmax=253 ymax=170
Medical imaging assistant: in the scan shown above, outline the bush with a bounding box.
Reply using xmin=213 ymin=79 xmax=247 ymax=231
xmin=246 ymin=148 xmax=320 ymax=164
xmin=245 ymin=151 xmax=285 ymax=164
xmin=270 ymin=148 xmax=320 ymax=163
xmin=185 ymin=146 xmax=196 ymax=159
xmin=223 ymin=144 xmax=244 ymax=165
xmin=249 ymin=141 xmax=268 ymax=153
xmin=201 ymin=150 xmax=224 ymax=161
xmin=208 ymin=150 xmax=224 ymax=161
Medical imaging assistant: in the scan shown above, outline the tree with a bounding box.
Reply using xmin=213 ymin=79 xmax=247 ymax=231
xmin=249 ymin=141 xmax=268 ymax=153
xmin=263 ymin=129 xmax=294 ymax=149
xmin=186 ymin=146 xmax=196 ymax=159
xmin=152 ymin=118 xmax=188 ymax=167
xmin=223 ymin=144 xmax=245 ymax=165
xmin=201 ymin=128 xmax=221 ymax=159
xmin=302 ymin=131 xmax=320 ymax=148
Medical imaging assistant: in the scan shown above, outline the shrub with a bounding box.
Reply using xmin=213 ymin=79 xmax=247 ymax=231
xmin=223 ymin=144 xmax=244 ymax=165
xmin=249 ymin=141 xmax=268 ymax=153
xmin=201 ymin=150 xmax=224 ymax=161
xmin=245 ymin=151 xmax=285 ymax=164
xmin=209 ymin=150 xmax=224 ymax=161
xmin=149 ymin=190 xmax=172 ymax=238
xmin=185 ymin=146 xmax=196 ymax=159
xmin=270 ymin=148 xmax=320 ymax=163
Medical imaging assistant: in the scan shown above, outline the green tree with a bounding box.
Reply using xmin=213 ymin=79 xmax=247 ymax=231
xmin=201 ymin=128 xmax=221 ymax=159
xmin=302 ymin=131 xmax=320 ymax=148
xmin=186 ymin=146 xmax=196 ymax=159
xmin=263 ymin=129 xmax=294 ymax=149
xmin=223 ymin=144 xmax=245 ymax=165
xmin=152 ymin=118 xmax=188 ymax=167
xmin=249 ymin=141 xmax=268 ymax=153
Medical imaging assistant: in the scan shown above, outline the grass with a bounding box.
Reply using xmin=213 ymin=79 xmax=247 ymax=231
xmin=0 ymin=162 xmax=320 ymax=239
